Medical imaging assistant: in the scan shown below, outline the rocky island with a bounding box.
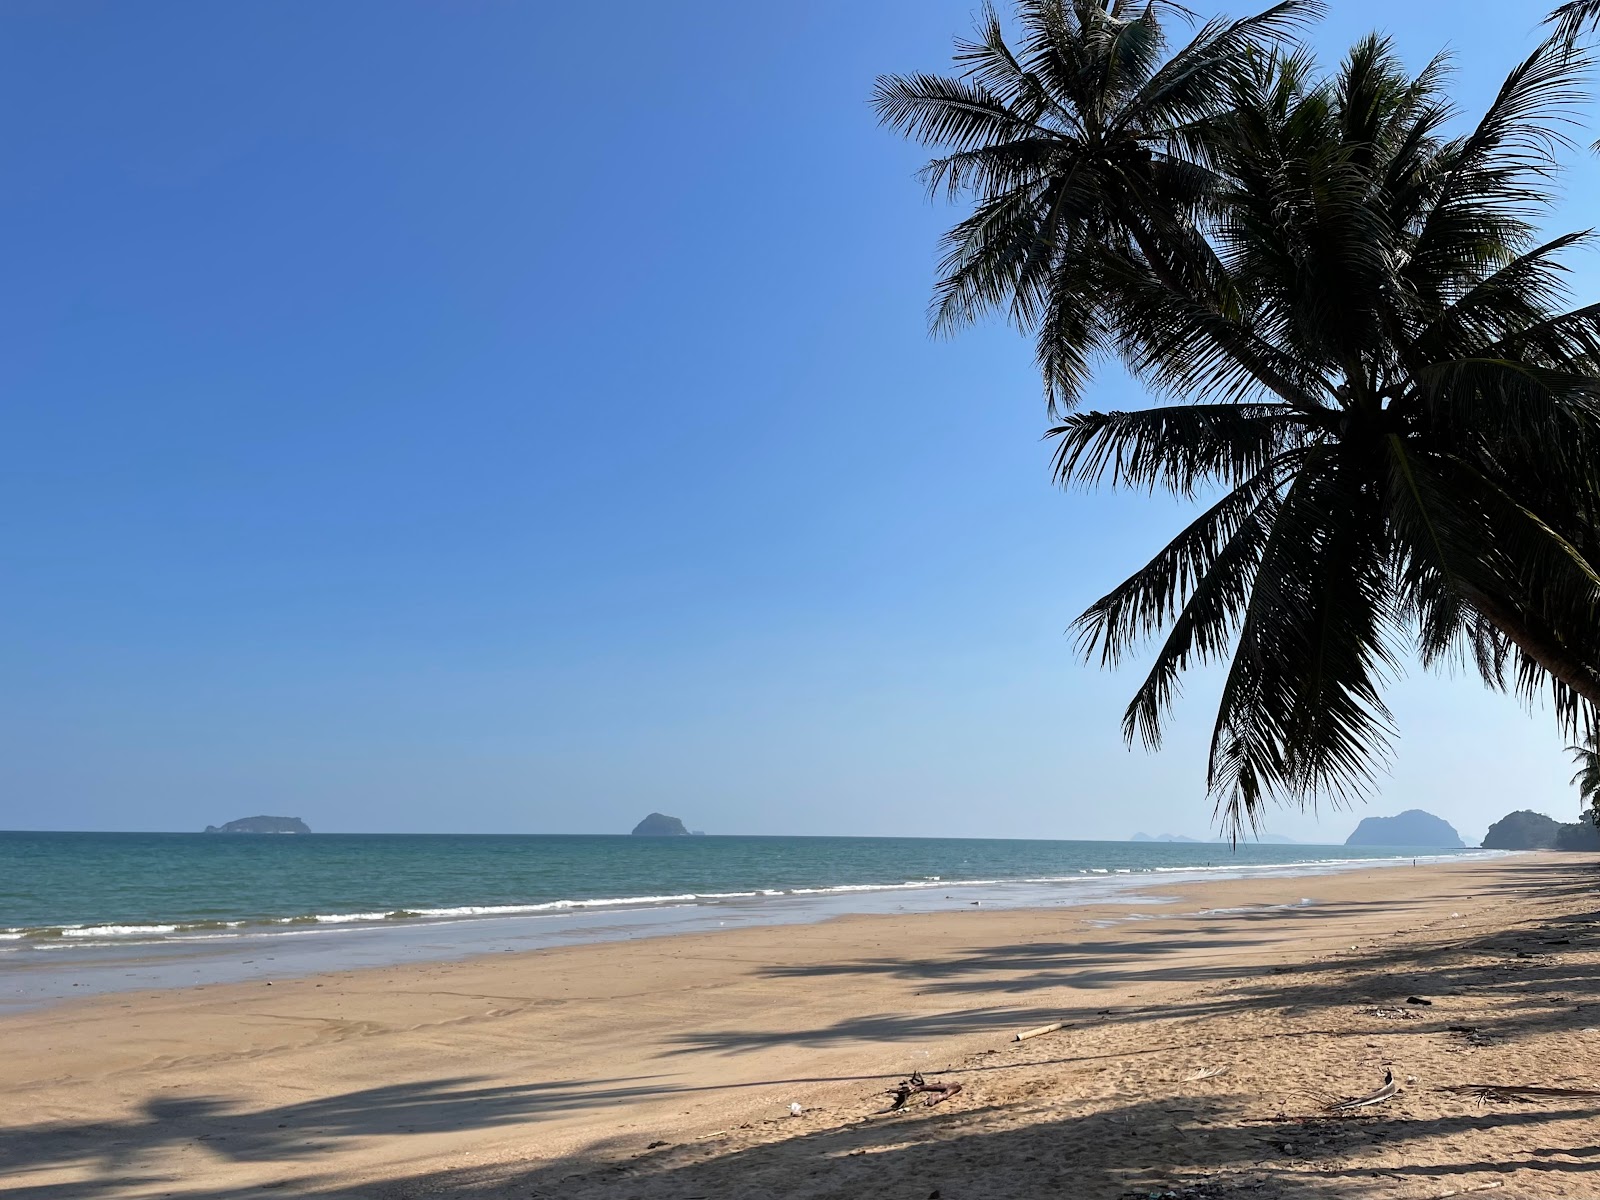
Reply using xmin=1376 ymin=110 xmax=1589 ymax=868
xmin=630 ymin=813 xmax=691 ymax=837
xmin=1482 ymin=810 xmax=1562 ymax=849
xmin=1482 ymin=809 xmax=1600 ymax=851
xmin=1344 ymin=809 xmax=1463 ymax=847
xmin=204 ymin=816 xmax=311 ymax=834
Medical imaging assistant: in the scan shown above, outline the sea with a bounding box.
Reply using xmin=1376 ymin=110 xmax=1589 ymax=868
xmin=0 ymin=831 xmax=1498 ymax=1011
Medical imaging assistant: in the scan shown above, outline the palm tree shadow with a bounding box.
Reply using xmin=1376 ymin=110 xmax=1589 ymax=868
xmin=0 ymin=1073 xmax=678 ymax=1191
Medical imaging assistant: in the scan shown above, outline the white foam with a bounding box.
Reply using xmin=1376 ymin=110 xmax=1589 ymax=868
xmin=788 ymin=879 xmax=1003 ymax=896
xmin=7 ymin=848 xmax=1510 ymax=951
xmin=62 ymin=924 xmax=179 ymax=938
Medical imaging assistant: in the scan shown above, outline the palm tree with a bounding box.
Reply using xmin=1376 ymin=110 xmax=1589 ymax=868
xmin=1571 ymin=730 xmax=1600 ymax=824
xmin=872 ymin=0 xmax=1319 ymax=409
xmin=881 ymin=6 xmax=1600 ymax=831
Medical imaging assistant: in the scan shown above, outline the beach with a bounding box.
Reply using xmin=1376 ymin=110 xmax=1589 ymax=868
xmin=4 ymin=852 xmax=1598 ymax=1199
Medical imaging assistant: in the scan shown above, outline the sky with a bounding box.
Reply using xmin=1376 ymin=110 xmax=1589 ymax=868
xmin=1 ymin=0 xmax=1595 ymax=845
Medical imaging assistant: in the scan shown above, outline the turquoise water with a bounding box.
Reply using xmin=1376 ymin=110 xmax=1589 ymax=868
xmin=0 ymin=830 xmax=1481 ymax=942
xmin=0 ymin=832 xmax=1499 ymax=1010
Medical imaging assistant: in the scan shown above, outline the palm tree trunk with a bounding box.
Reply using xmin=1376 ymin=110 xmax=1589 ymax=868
xmin=1460 ymin=583 xmax=1600 ymax=708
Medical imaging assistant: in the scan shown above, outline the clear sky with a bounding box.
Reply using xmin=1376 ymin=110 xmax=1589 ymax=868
xmin=2 ymin=1 xmax=1593 ymax=844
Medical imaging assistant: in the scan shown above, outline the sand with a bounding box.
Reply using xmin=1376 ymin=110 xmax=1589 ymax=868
xmin=4 ymin=854 xmax=1599 ymax=1199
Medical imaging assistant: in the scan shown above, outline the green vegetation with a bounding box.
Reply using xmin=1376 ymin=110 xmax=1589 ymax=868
xmin=1570 ymin=730 xmax=1600 ymax=826
xmin=878 ymin=1 xmax=1600 ymax=831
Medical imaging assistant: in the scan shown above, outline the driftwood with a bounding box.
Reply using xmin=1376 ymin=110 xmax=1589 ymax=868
xmin=1013 ymin=1021 xmax=1070 ymax=1042
xmin=880 ymin=1072 xmax=963 ymax=1113
xmin=1324 ymin=1068 xmax=1399 ymax=1112
xmin=1437 ymin=1083 xmax=1600 ymax=1105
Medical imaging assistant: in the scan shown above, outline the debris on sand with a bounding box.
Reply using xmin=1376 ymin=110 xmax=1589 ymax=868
xmin=880 ymin=1072 xmax=963 ymax=1113
xmin=1324 ymin=1068 xmax=1399 ymax=1112
xmin=1437 ymin=1083 xmax=1600 ymax=1106
xmin=1361 ymin=1006 xmax=1420 ymax=1020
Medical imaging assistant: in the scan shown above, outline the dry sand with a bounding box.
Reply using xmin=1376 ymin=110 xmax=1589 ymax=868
xmin=4 ymin=854 xmax=1599 ymax=1199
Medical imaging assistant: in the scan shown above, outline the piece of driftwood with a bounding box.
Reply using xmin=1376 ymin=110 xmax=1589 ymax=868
xmin=880 ymin=1072 xmax=963 ymax=1113
xmin=1013 ymin=1021 xmax=1069 ymax=1042
xmin=1324 ymin=1068 xmax=1398 ymax=1112
xmin=1437 ymin=1083 xmax=1600 ymax=1105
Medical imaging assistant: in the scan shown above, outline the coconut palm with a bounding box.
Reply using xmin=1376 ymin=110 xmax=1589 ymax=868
xmin=872 ymin=0 xmax=1319 ymax=409
xmin=882 ymin=7 xmax=1600 ymax=831
xmin=1571 ymin=730 xmax=1600 ymax=823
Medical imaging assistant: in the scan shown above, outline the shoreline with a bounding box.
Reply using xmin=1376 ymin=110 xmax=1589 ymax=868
xmin=4 ymin=853 xmax=1593 ymax=1199
xmin=0 ymin=846 xmax=1503 ymax=1013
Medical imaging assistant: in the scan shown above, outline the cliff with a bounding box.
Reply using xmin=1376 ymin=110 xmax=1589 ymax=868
xmin=631 ymin=812 xmax=691 ymax=837
xmin=1344 ymin=809 xmax=1464 ymax=847
xmin=204 ymin=816 xmax=311 ymax=834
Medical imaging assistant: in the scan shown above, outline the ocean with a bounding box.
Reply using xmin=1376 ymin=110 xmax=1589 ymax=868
xmin=0 ymin=831 xmax=1495 ymax=1009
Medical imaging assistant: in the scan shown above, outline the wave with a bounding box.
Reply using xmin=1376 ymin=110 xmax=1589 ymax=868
xmin=1 ymin=848 xmax=1503 ymax=948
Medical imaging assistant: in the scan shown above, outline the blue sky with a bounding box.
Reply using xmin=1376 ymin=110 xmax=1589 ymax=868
xmin=1 ymin=0 xmax=1592 ymax=843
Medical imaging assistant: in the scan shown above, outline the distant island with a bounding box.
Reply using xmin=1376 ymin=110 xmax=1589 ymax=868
xmin=204 ymin=816 xmax=311 ymax=834
xmin=1482 ymin=810 xmax=1600 ymax=851
xmin=1130 ymin=832 xmax=1202 ymax=843
xmin=1344 ymin=809 xmax=1463 ymax=847
xmin=631 ymin=813 xmax=691 ymax=837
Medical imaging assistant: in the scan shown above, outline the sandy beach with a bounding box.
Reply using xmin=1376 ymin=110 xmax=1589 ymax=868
xmin=5 ymin=853 xmax=1599 ymax=1199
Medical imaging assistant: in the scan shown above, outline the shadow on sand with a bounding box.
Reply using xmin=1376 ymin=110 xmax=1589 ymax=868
xmin=8 ymin=858 xmax=1599 ymax=1199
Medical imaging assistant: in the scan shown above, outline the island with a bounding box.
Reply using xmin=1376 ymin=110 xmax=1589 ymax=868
xmin=1344 ymin=809 xmax=1464 ymax=847
xmin=204 ymin=816 xmax=311 ymax=834
xmin=1482 ymin=809 xmax=1600 ymax=851
xmin=630 ymin=813 xmax=691 ymax=837
xmin=1482 ymin=810 xmax=1562 ymax=849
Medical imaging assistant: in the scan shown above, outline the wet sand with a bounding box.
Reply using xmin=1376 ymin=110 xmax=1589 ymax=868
xmin=4 ymin=853 xmax=1597 ymax=1199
